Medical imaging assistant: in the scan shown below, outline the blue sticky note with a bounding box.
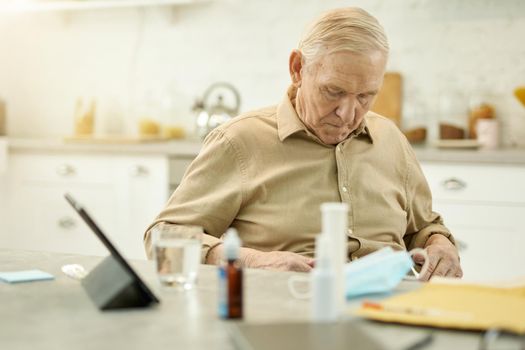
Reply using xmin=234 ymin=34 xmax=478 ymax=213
xmin=0 ymin=270 xmax=55 ymax=283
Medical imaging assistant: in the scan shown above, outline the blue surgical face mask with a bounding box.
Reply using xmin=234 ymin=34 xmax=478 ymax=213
xmin=345 ymin=247 xmax=429 ymax=299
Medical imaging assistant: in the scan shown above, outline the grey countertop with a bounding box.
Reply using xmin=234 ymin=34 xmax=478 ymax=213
xmin=6 ymin=137 xmax=525 ymax=165
xmin=0 ymin=249 xmax=512 ymax=350
xmin=7 ymin=137 xmax=203 ymax=158
xmin=413 ymin=146 xmax=525 ymax=165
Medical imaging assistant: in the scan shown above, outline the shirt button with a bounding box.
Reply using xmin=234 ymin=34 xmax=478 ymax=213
xmin=342 ymin=186 xmax=348 ymax=193
xmin=351 ymin=256 xmax=359 ymax=261
xmin=337 ymin=145 xmax=342 ymax=152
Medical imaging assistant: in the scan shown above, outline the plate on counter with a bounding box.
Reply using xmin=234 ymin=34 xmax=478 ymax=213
xmin=434 ymin=139 xmax=481 ymax=149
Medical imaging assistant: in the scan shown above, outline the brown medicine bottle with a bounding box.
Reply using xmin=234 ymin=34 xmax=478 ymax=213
xmin=218 ymin=228 xmax=243 ymax=319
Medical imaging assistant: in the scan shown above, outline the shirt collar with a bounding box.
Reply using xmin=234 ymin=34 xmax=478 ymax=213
xmin=276 ymin=85 xmax=374 ymax=144
xmin=277 ymin=86 xmax=308 ymax=141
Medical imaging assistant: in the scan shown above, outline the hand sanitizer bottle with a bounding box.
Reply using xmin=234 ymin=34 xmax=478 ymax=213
xmin=320 ymin=202 xmax=349 ymax=317
xmin=312 ymin=234 xmax=337 ymax=322
xmin=218 ymin=228 xmax=243 ymax=319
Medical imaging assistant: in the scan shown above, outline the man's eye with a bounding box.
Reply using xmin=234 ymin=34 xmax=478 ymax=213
xmin=358 ymin=94 xmax=371 ymax=105
xmin=324 ymin=88 xmax=342 ymax=97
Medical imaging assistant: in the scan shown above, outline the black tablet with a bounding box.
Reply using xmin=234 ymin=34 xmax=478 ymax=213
xmin=65 ymin=193 xmax=159 ymax=308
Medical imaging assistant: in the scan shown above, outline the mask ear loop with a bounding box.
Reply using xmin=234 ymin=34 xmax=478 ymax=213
xmin=287 ymin=275 xmax=311 ymax=299
xmin=406 ymin=248 xmax=430 ymax=281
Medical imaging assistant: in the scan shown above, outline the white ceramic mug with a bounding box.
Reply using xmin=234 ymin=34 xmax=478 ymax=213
xmin=288 ymin=248 xmax=429 ymax=300
xmin=476 ymin=119 xmax=499 ymax=150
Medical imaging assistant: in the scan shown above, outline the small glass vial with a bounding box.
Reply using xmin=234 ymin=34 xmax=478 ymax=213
xmin=218 ymin=228 xmax=243 ymax=319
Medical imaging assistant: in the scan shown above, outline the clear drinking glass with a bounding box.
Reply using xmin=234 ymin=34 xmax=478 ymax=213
xmin=152 ymin=223 xmax=203 ymax=290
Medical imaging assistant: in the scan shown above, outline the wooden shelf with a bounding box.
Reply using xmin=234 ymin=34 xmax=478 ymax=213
xmin=0 ymin=0 xmax=208 ymax=13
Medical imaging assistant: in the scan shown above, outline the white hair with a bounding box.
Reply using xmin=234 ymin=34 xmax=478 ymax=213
xmin=298 ymin=7 xmax=389 ymax=66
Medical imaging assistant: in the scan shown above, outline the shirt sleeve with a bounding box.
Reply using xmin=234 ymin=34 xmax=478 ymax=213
xmin=402 ymin=142 xmax=457 ymax=250
xmin=143 ymin=128 xmax=245 ymax=263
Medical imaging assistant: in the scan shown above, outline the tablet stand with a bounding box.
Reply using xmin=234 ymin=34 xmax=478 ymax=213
xmin=82 ymin=255 xmax=155 ymax=310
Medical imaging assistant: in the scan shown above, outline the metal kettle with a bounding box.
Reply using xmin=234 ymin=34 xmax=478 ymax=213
xmin=193 ymin=82 xmax=241 ymax=139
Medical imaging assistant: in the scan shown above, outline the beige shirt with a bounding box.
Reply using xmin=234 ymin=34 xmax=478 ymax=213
xmin=145 ymin=88 xmax=454 ymax=263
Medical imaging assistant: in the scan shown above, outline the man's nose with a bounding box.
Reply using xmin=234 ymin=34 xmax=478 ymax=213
xmin=335 ymin=96 xmax=357 ymax=123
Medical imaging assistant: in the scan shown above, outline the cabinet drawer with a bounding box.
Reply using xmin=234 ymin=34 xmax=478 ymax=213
xmin=117 ymin=156 xmax=168 ymax=180
xmin=2 ymin=151 xmax=171 ymax=259
xmin=432 ymin=202 xmax=525 ymax=281
xmin=455 ymin=227 xmax=525 ymax=282
xmin=4 ymin=184 xmax=118 ymax=256
xmin=10 ymin=153 xmax=113 ymax=184
xmin=433 ymin=201 xmax=525 ymax=234
xmin=169 ymin=157 xmax=193 ymax=185
xmin=421 ymin=163 xmax=525 ymax=204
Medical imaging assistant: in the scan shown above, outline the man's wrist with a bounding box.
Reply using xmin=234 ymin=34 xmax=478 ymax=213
xmin=424 ymin=233 xmax=451 ymax=247
xmin=206 ymin=243 xmax=264 ymax=268
xmin=239 ymin=247 xmax=263 ymax=268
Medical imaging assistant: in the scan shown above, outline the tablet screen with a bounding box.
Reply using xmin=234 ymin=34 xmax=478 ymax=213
xmin=65 ymin=193 xmax=159 ymax=305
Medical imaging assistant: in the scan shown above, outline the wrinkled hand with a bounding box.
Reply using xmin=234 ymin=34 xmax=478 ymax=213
xmin=244 ymin=250 xmax=315 ymax=272
xmin=413 ymin=234 xmax=463 ymax=281
xmin=206 ymin=244 xmax=314 ymax=272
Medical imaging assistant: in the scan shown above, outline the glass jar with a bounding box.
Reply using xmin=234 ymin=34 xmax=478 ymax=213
xmin=136 ymin=89 xmax=162 ymax=137
xmin=402 ymin=93 xmax=427 ymax=145
xmin=437 ymin=92 xmax=468 ymax=140
xmin=468 ymin=92 xmax=496 ymax=140
xmin=161 ymin=85 xmax=189 ymax=139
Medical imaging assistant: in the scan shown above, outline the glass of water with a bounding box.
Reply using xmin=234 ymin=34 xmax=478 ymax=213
xmin=152 ymin=223 xmax=202 ymax=290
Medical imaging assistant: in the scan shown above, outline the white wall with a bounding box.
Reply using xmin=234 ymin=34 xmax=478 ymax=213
xmin=1 ymin=0 xmax=524 ymax=144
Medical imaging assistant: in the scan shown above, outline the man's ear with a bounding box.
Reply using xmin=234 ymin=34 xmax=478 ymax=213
xmin=289 ymin=50 xmax=304 ymax=88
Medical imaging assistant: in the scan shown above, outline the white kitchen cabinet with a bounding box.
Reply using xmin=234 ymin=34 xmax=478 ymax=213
xmin=169 ymin=158 xmax=193 ymax=193
xmin=0 ymin=173 xmax=7 ymax=240
xmin=114 ymin=156 xmax=171 ymax=259
xmin=420 ymin=162 xmax=525 ymax=282
xmin=0 ymin=151 xmax=193 ymax=259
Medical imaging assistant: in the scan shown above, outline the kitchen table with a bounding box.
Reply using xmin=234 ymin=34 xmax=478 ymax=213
xmin=0 ymin=249 xmax=520 ymax=350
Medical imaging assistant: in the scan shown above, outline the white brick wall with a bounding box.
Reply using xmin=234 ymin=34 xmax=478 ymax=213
xmin=1 ymin=0 xmax=524 ymax=145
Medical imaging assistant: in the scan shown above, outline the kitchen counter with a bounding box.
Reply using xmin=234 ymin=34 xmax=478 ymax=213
xmin=413 ymin=146 xmax=525 ymax=165
xmin=6 ymin=137 xmax=525 ymax=165
xmin=7 ymin=137 xmax=202 ymax=158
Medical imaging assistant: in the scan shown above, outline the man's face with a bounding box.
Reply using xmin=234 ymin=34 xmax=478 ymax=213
xmin=294 ymin=50 xmax=387 ymax=145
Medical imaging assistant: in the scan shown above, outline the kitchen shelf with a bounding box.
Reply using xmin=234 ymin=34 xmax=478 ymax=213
xmin=0 ymin=0 xmax=209 ymax=13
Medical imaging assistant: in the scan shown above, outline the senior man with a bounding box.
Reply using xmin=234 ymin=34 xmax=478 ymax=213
xmin=145 ymin=7 xmax=462 ymax=281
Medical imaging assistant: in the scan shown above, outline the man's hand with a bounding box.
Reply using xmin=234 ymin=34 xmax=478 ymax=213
xmin=413 ymin=234 xmax=463 ymax=281
xmin=206 ymin=244 xmax=314 ymax=272
xmin=243 ymin=250 xmax=314 ymax=272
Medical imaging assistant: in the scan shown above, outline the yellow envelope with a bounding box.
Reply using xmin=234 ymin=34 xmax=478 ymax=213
xmin=356 ymin=281 xmax=525 ymax=334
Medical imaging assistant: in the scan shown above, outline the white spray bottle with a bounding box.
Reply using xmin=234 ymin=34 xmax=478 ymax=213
xmin=311 ymin=233 xmax=337 ymax=322
xmin=320 ymin=202 xmax=349 ymax=317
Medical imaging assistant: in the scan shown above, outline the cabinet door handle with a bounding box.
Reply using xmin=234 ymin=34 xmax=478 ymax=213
xmin=442 ymin=178 xmax=467 ymax=191
xmin=58 ymin=217 xmax=76 ymax=229
xmin=56 ymin=164 xmax=76 ymax=177
xmin=130 ymin=165 xmax=149 ymax=177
